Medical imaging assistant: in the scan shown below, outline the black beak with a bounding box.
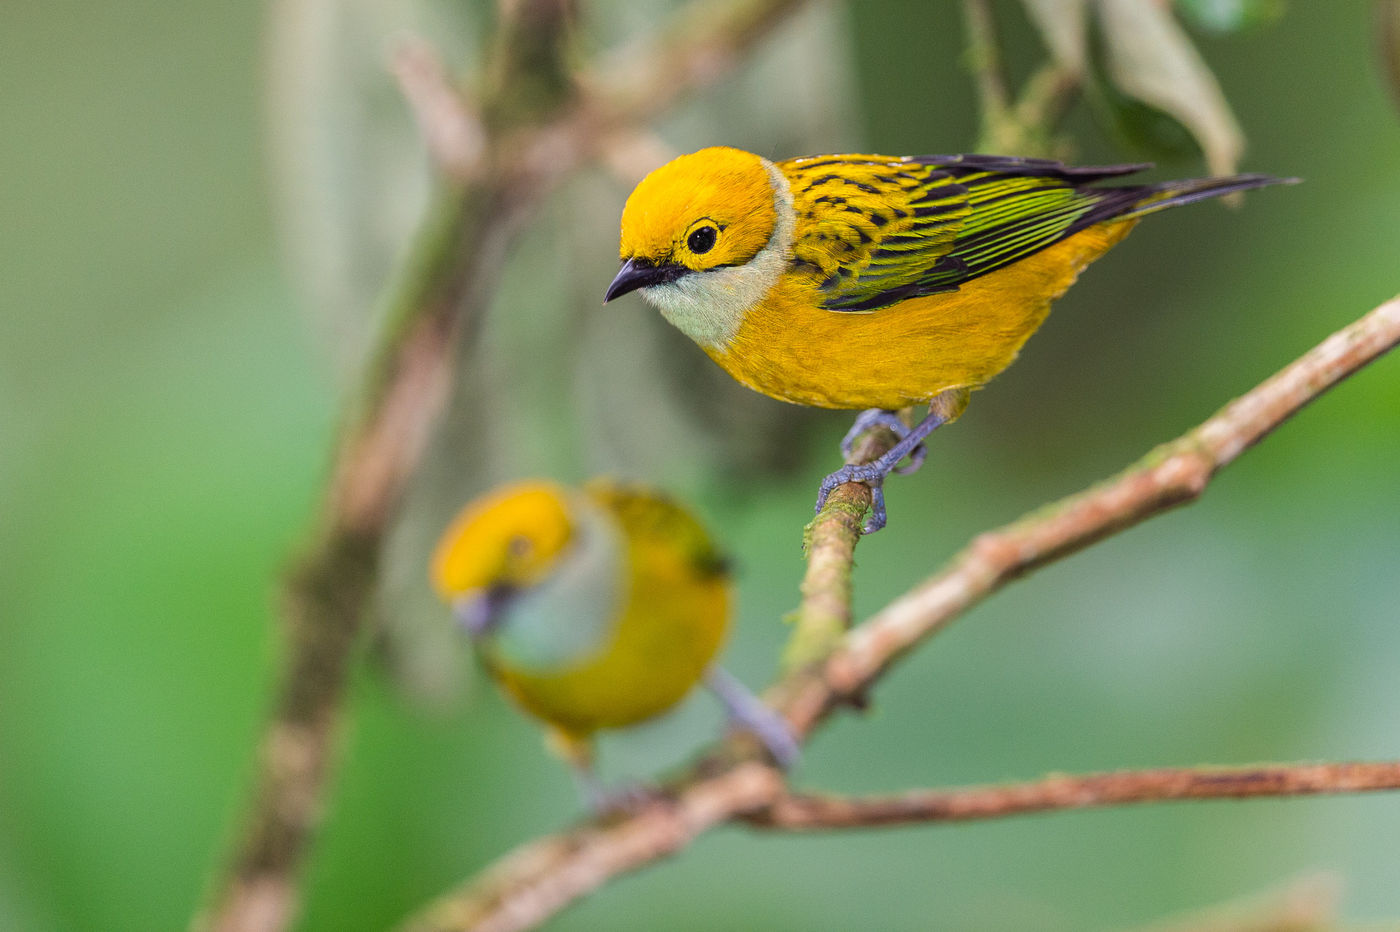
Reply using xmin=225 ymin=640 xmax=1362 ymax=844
xmin=453 ymin=585 xmax=514 ymax=640
xmin=603 ymin=257 xmax=686 ymax=303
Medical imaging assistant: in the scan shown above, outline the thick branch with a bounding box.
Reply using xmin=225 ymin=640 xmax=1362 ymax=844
xmin=399 ymin=295 xmax=1400 ymax=931
xmin=751 ymin=761 xmax=1400 ymax=830
xmin=784 ymin=420 xmax=901 ymax=670
xmin=198 ymin=2 xmax=813 ymax=930
xmin=402 ymin=763 xmax=785 ymax=932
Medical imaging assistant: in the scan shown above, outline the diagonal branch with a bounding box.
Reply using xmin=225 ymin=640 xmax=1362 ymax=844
xmin=398 ymin=293 xmax=1400 ymax=932
xmin=778 ymin=293 xmax=1400 ymax=738
xmin=749 ymin=760 xmax=1400 ymax=830
xmin=784 ymin=420 xmax=902 ymax=670
xmin=196 ymin=2 xmax=814 ymax=930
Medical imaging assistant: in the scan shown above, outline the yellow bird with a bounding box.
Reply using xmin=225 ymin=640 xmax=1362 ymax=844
xmin=603 ymin=147 xmax=1291 ymax=531
xmin=431 ymin=478 xmax=796 ymax=804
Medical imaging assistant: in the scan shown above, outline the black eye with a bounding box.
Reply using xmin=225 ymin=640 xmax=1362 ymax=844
xmin=687 ymin=225 xmax=717 ymax=254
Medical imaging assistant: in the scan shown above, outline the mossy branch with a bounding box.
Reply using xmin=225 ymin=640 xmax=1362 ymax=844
xmin=398 ymin=296 xmax=1400 ymax=931
xmin=784 ymin=418 xmax=903 ymax=671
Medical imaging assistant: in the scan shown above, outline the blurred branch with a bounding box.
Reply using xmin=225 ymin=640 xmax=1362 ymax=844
xmin=1379 ymin=0 xmax=1400 ymax=115
xmin=196 ymin=2 xmax=814 ymax=931
xmin=1011 ymin=63 xmax=1081 ymax=144
xmin=398 ymin=295 xmax=1400 ymax=932
xmin=748 ymin=761 xmax=1400 ymax=830
xmin=402 ymin=762 xmax=786 ymax=932
xmin=391 ymin=38 xmax=486 ymax=182
xmin=781 ymin=294 xmax=1400 ymax=733
xmin=1130 ymin=873 xmax=1342 ymax=932
xmin=962 ymin=0 xmax=1010 ymax=128
xmin=963 ymin=1 xmax=1081 ymax=155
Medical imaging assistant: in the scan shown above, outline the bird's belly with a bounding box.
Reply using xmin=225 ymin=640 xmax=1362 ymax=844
xmin=494 ymin=576 xmax=729 ymax=735
xmin=713 ymin=222 xmax=1135 ymax=410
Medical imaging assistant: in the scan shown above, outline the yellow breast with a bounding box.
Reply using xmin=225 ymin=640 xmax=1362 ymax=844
xmin=491 ymin=483 xmax=730 ymax=737
xmin=710 ymin=220 xmax=1136 ymax=410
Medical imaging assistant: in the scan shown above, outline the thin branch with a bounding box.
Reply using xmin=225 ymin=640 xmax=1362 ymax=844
xmin=750 ymin=761 xmax=1400 ymax=830
xmin=781 ymin=294 xmax=1400 ymax=738
xmin=784 ymin=421 xmax=901 ymax=671
xmin=196 ymin=2 xmax=814 ymax=930
xmin=401 ymin=763 xmax=786 ymax=932
xmin=581 ymin=0 xmax=810 ymax=123
xmin=963 ymin=2 xmax=1082 ymax=156
xmin=1129 ymin=873 xmax=1341 ymax=932
xmin=1011 ymin=63 xmax=1081 ymax=143
xmin=390 ymin=38 xmax=486 ymax=182
xmin=397 ymin=296 xmax=1400 ymax=932
xmin=962 ymin=0 xmax=1010 ymax=129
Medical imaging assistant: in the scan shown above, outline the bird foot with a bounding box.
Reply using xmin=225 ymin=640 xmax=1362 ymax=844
xmin=839 ymin=409 xmax=928 ymax=477
xmin=814 ymin=463 xmax=888 ymax=534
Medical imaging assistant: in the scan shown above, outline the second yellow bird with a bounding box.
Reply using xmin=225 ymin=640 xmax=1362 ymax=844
xmin=432 ymin=478 xmax=796 ymax=806
xmin=604 ymin=147 xmax=1290 ymax=531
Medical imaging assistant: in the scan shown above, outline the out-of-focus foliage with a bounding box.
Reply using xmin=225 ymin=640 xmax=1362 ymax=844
xmin=2 ymin=1 xmax=1399 ymax=930
xmin=1176 ymin=0 xmax=1286 ymax=33
xmin=1021 ymin=0 xmax=1088 ymax=74
xmin=1018 ymin=0 xmax=1246 ymax=173
xmin=1093 ymin=0 xmax=1244 ymax=174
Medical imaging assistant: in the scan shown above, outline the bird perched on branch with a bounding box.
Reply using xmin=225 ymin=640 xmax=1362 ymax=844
xmin=604 ymin=147 xmax=1292 ymax=532
xmin=431 ymin=478 xmax=796 ymax=806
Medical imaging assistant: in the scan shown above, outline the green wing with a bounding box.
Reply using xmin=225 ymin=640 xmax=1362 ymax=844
xmin=780 ymin=154 xmax=1153 ymax=313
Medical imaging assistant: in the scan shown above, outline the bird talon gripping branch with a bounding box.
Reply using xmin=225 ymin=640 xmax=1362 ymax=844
xmin=840 ymin=408 xmax=911 ymax=458
xmin=815 ymin=463 xmax=888 ymax=532
xmin=606 ymin=147 xmax=1291 ymax=531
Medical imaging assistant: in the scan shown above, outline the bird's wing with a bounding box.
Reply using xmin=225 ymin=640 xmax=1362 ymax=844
xmin=780 ymin=154 xmax=1152 ymax=313
xmin=583 ymin=479 xmax=730 ymax=581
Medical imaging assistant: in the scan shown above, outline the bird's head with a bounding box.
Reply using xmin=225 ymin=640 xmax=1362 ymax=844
xmin=604 ymin=147 xmax=793 ymax=350
xmin=430 ymin=481 xmax=575 ymax=640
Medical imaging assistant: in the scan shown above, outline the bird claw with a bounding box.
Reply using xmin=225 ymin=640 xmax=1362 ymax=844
xmin=822 ymin=399 xmax=958 ymax=533
xmin=840 ymin=409 xmax=927 ymax=478
xmin=814 ymin=463 xmax=889 ymax=534
xmin=892 ymin=441 xmax=927 ymax=476
xmin=840 ymin=409 xmax=908 ymax=457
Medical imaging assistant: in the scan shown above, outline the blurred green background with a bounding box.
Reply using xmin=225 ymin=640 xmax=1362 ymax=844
xmin=3 ymin=0 xmax=1399 ymax=929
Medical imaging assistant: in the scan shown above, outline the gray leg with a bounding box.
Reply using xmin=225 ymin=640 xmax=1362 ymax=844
xmin=706 ymin=666 xmax=800 ymax=769
xmin=548 ymin=728 xmax=654 ymax=814
xmin=815 ymin=407 xmax=947 ymax=533
xmin=840 ymin=409 xmax=928 ymax=475
xmin=816 ymin=389 xmax=969 ymax=533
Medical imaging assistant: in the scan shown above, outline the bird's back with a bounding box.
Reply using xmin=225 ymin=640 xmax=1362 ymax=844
xmin=707 ymin=154 xmax=1287 ymax=409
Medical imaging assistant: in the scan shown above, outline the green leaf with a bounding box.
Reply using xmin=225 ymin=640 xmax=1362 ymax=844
xmin=1175 ymin=0 xmax=1285 ymax=34
xmin=1088 ymin=68 xmax=1200 ymax=161
xmin=1095 ymin=0 xmax=1245 ymax=175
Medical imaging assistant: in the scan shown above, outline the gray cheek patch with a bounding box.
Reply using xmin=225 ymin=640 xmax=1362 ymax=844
xmin=486 ymin=498 xmax=627 ymax=673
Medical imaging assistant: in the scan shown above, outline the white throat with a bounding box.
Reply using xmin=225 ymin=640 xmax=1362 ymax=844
xmin=638 ymin=158 xmax=795 ymax=351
